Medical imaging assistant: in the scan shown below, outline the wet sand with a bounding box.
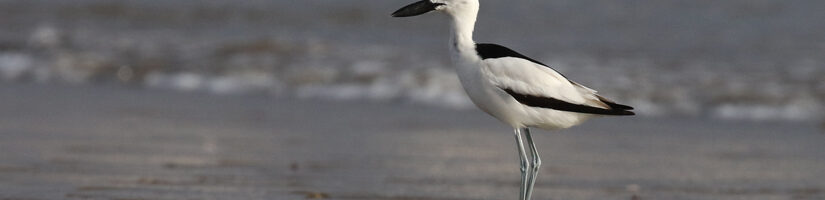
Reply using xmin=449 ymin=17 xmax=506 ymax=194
xmin=1 ymin=84 xmax=823 ymax=200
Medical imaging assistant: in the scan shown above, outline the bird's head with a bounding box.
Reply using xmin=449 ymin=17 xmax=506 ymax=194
xmin=391 ymin=0 xmax=479 ymax=18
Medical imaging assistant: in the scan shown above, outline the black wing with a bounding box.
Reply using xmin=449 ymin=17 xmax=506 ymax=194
xmin=502 ymin=88 xmax=635 ymax=116
xmin=476 ymin=43 xmax=550 ymax=67
xmin=476 ymin=43 xmax=574 ymax=81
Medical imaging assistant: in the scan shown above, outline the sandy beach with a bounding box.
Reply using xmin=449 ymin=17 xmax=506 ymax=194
xmin=0 ymin=83 xmax=822 ymax=200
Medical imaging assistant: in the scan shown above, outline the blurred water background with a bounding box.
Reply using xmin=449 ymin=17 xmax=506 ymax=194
xmin=1 ymin=0 xmax=823 ymax=121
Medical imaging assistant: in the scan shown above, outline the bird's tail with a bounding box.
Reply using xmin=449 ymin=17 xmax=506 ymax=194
xmin=596 ymin=95 xmax=635 ymax=116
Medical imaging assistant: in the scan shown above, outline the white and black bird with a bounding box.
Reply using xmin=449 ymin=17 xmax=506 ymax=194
xmin=392 ymin=0 xmax=634 ymax=200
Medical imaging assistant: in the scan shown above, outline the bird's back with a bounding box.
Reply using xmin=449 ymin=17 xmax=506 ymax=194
xmin=453 ymin=43 xmax=633 ymax=129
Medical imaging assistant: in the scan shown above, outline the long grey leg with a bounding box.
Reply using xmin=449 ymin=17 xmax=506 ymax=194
xmin=514 ymin=128 xmax=531 ymax=200
xmin=524 ymin=128 xmax=542 ymax=200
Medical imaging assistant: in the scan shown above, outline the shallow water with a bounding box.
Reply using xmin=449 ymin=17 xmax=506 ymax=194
xmin=0 ymin=0 xmax=823 ymax=120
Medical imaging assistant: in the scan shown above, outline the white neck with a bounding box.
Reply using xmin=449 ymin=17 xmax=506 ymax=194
xmin=448 ymin=9 xmax=478 ymax=52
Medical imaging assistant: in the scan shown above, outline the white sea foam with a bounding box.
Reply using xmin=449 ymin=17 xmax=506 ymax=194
xmin=0 ymin=53 xmax=33 ymax=81
xmin=2 ymin=0 xmax=824 ymax=121
xmin=145 ymin=73 xmax=205 ymax=91
xmin=207 ymin=73 xmax=279 ymax=95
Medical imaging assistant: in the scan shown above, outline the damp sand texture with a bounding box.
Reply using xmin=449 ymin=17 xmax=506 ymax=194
xmin=0 ymin=84 xmax=824 ymax=200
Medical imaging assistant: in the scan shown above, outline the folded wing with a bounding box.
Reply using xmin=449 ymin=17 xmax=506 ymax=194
xmin=476 ymin=43 xmax=634 ymax=116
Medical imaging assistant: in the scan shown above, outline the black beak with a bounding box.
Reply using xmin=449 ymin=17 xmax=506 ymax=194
xmin=392 ymin=0 xmax=444 ymax=17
